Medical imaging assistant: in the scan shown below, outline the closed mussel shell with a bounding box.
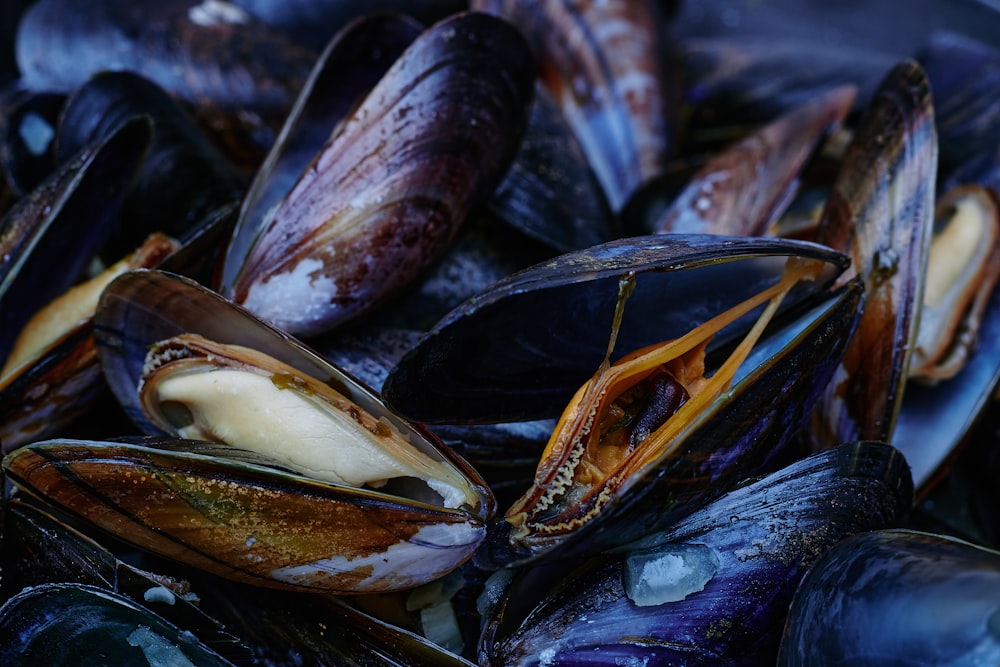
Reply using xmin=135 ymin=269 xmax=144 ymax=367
xmin=777 ymin=529 xmax=1000 ymax=666
xmin=225 ymin=11 xmax=535 ymax=336
xmin=0 ymin=583 xmax=235 ymax=666
xmin=474 ymin=0 xmax=675 ymax=219
xmin=812 ymin=60 xmax=937 ymax=448
xmin=220 ymin=12 xmax=424 ymax=300
xmin=15 ymin=0 xmax=314 ymax=118
xmin=480 ymin=442 xmax=913 ymax=667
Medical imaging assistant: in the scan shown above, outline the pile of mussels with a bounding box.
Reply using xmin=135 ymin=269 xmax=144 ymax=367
xmin=2 ymin=0 xmax=1000 ymax=665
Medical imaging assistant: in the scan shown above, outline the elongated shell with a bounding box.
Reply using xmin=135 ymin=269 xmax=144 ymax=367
xmin=777 ymin=529 xmax=1000 ymax=666
xmin=383 ymin=235 xmax=849 ymax=424
xmin=4 ymin=439 xmax=487 ymax=594
xmin=0 ymin=583 xmax=235 ymax=666
xmin=481 ymin=442 xmax=913 ymax=667
xmin=473 ymin=0 xmax=674 ymax=216
xmin=220 ymin=12 xmax=423 ymax=300
xmin=652 ymin=85 xmax=856 ymax=236
xmin=224 ymin=11 xmax=535 ymax=336
xmin=812 ymin=60 xmax=937 ymax=447
xmin=90 ymin=269 xmax=494 ymax=592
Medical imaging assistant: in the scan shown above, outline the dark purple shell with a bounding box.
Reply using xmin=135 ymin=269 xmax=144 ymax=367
xmin=383 ymin=234 xmax=849 ymax=424
xmin=224 ymin=11 xmax=535 ymax=336
xmin=481 ymin=442 xmax=913 ymax=667
xmin=778 ymin=529 xmax=1000 ymax=666
xmin=220 ymin=13 xmax=424 ymax=298
xmin=0 ymin=116 xmax=150 ymax=363
xmin=15 ymin=0 xmax=315 ymax=116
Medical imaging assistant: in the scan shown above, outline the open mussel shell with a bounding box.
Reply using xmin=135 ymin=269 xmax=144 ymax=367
xmin=0 ymin=583 xmax=235 ymax=666
xmin=476 ymin=272 xmax=863 ymax=568
xmin=480 ymin=442 xmax=913 ymax=667
xmin=383 ymin=234 xmax=849 ymax=424
xmin=4 ymin=438 xmax=487 ymax=594
xmin=91 ymin=269 xmax=493 ymax=591
xmin=777 ymin=529 xmax=1000 ymax=666
xmin=223 ymin=11 xmax=535 ymax=337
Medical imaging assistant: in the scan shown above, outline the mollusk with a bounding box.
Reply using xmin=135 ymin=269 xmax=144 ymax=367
xmin=1 ymin=269 xmax=496 ymax=593
xmin=222 ymin=11 xmax=535 ymax=336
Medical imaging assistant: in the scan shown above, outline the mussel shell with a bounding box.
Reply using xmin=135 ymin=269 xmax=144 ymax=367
xmin=488 ymin=83 xmax=617 ymax=252
xmin=3 ymin=496 xmax=249 ymax=660
xmin=220 ymin=12 xmax=424 ymax=298
xmin=474 ymin=0 xmax=675 ymax=215
xmin=652 ymin=85 xmax=856 ymax=237
xmin=56 ymin=70 xmax=246 ymax=262
xmin=0 ymin=583 xmax=235 ymax=666
xmin=224 ymin=11 xmax=535 ymax=336
xmin=0 ymin=115 xmax=151 ymax=365
xmin=4 ymin=438 xmax=488 ymax=594
xmin=383 ymin=234 xmax=849 ymax=424
xmin=15 ymin=0 xmax=315 ymax=116
xmin=481 ymin=442 xmax=913 ymax=667
xmin=475 ymin=275 xmax=864 ymax=568
xmin=777 ymin=529 xmax=1000 ymax=666
xmin=812 ymin=60 xmax=937 ymax=446
xmin=96 ymin=267 xmax=492 ymax=501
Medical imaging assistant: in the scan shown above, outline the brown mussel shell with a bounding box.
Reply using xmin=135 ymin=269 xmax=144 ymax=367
xmin=86 ymin=268 xmax=494 ymax=592
xmin=652 ymin=85 xmax=856 ymax=237
xmin=4 ymin=438 xmax=488 ymax=594
xmin=812 ymin=60 xmax=937 ymax=447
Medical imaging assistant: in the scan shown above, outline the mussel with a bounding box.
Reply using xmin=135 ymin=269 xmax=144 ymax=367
xmin=385 ymin=234 xmax=860 ymax=567
xmin=4 ymin=269 xmax=494 ymax=593
xmin=778 ymin=529 xmax=1000 ymax=666
xmin=221 ymin=11 xmax=535 ymax=336
xmin=480 ymin=441 xmax=913 ymax=666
